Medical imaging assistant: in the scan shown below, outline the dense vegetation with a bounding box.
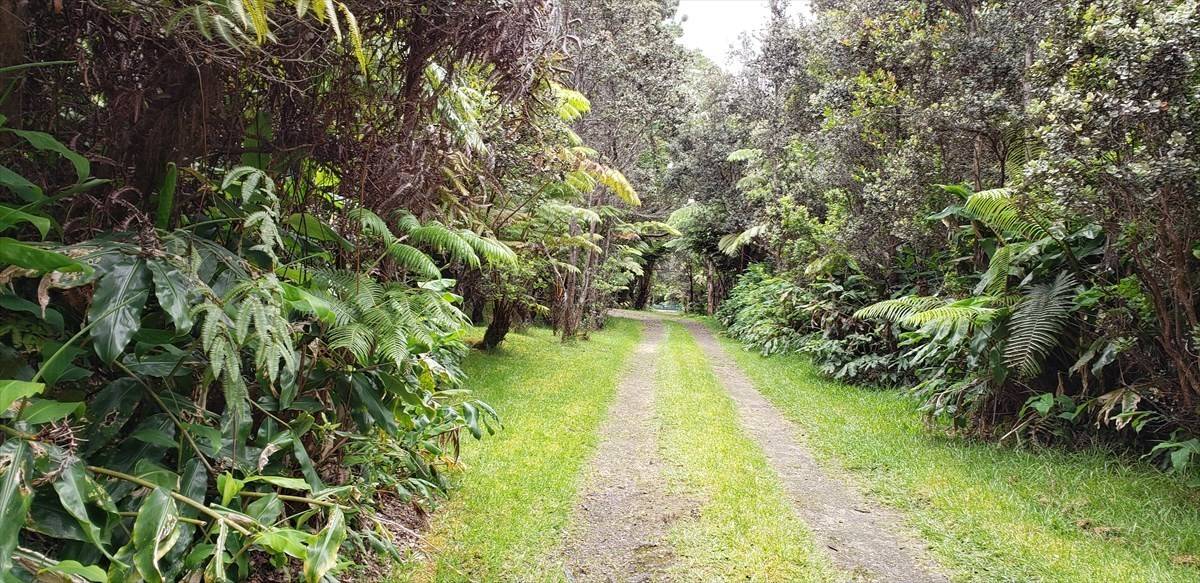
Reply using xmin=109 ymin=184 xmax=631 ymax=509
xmin=2 ymin=0 xmax=1198 ymax=580
xmin=0 ymin=1 xmax=662 ymax=580
xmin=666 ymin=0 xmax=1200 ymax=471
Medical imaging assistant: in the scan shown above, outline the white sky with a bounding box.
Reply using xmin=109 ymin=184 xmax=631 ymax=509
xmin=677 ymin=0 xmax=809 ymax=71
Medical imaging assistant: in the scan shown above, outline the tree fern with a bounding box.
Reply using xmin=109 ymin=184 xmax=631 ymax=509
xmin=405 ymin=221 xmax=480 ymax=267
xmin=718 ymin=224 xmax=766 ymax=256
xmin=349 ymin=207 xmax=394 ymax=243
xmin=553 ymin=83 xmax=592 ymax=122
xmin=904 ymin=296 xmax=1000 ymax=328
xmin=975 ymin=243 xmax=1024 ymax=295
xmin=1004 ymin=272 xmax=1077 ymax=378
xmin=579 ymin=159 xmax=640 ymax=206
xmin=964 ymin=188 xmax=1052 ymax=241
xmin=386 ymin=243 xmax=442 ymax=279
xmin=854 ymin=296 xmax=945 ymax=323
xmin=456 ymin=229 xmax=517 ymax=265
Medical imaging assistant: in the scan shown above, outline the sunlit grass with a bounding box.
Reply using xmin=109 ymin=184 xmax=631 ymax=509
xmin=704 ymin=319 xmax=1200 ymax=582
xmin=392 ymin=319 xmax=642 ymax=582
xmin=657 ymin=321 xmax=842 ymax=582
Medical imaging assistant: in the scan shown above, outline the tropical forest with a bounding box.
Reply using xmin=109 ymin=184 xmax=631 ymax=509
xmin=0 ymin=0 xmax=1198 ymax=581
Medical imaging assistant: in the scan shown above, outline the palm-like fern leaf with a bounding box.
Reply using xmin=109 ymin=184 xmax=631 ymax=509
xmin=902 ymin=296 xmax=1001 ymax=328
xmin=854 ymin=296 xmax=945 ymax=323
xmin=553 ymin=83 xmax=592 ymax=122
xmin=406 ymin=221 xmax=480 ymax=267
xmin=718 ymin=224 xmax=767 ymax=256
xmin=456 ymin=229 xmax=517 ymax=265
xmin=974 ymin=243 xmax=1025 ymax=295
xmin=386 ymin=242 xmax=442 ymax=279
xmin=349 ymin=207 xmax=395 ymax=243
xmin=579 ymin=159 xmax=640 ymax=206
xmin=964 ymin=188 xmax=1052 ymax=241
xmin=1004 ymin=272 xmax=1077 ymax=378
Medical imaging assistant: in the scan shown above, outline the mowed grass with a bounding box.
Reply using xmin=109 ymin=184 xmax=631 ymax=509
xmin=392 ymin=319 xmax=642 ymax=582
xmin=656 ymin=322 xmax=842 ymax=582
xmin=705 ymin=320 xmax=1200 ymax=582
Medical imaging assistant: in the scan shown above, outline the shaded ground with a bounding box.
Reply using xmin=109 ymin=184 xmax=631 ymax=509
xmin=563 ymin=315 xmax=698 ymax=581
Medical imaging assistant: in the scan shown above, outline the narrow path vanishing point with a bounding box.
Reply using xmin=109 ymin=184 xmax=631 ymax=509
xmin=679 ymin=318 xmax=947 ymax=583
xmin=563 ymin=314 xmax=696 ymax=582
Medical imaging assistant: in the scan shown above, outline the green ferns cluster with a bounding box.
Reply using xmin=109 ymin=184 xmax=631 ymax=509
xmin=0 ymin=134 xmax=508 ymax=582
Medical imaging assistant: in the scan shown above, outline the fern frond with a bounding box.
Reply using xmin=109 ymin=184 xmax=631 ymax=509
xmin=393 ymin=211 xmax=421 ymax=234
xmin=718 ymin=224 xmax=767 ymax=256
xmin=349 ymin=207 xmax=394 ymax=243
xmin=903 ymin=296 xmax=999 ymax=328
xmin=553 ymin=83 xmax=592 ymax=122
xmin=386 ymin=242 xmax=442 ymax=279
xmin=964 ymin=188 xmax=1051 ymax=241
xmin=974 ymin=243 xmax=1024 ymax=295
xmin=337 ymin=2 xmax=368 ymax=75
xmin=328 ymin=322 xmax=373 ymax=364
xmin=579 ymin=159 xmax=640 ymax=206
xmin=854 ymin=296 xmax=945 ymax=323
xmin=726 ymin=148 xmax=762 ymax=162
xmin=456 ymin=229 xmax=517 ymax=265
xmin=406 ymin=221 xmax=480 ymax=267
xmin=1004 ymin=272 xmax=1077 ymax=378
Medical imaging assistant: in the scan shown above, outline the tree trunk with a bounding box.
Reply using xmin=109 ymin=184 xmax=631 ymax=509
xmin=706 ymin=259 xmax=717 ymax=316
xmin=480 ymin=300 xmax=513 ymax=350
xmin=633 ymin=256 xmax=656 ymax=309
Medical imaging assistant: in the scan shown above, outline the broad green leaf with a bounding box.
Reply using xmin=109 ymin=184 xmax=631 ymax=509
xmin=255 ymin=527 xmax=310 ymax=559
xmin=292 ymin=437 xmax=325 ymax=493
xmin=132 ymin=488 xmax=180 ymax=583
xmin=246 ymin=493 xmax=283 ymax=524
xmin=131 ymin=427 xmax=179 ymax=449
xmin=147 ymin=259 xmax=194 ymax=332
xmin=81 ymin=379 xmax=140 ymax=454
xmin=134 ymin=460 xmax=180 ymax=490
xmin=206 ymin=522 xmax=231 ymax=582
xmin=349 ymin=374 xmax=397 ymax=435
xmin=40 ymin=559 xmax=108 ymax=582
xmin=280 ymin=281 xmax=337 ymax=324
xmin=178 ymin=457 xmax=208 ymax=518
xmin=28 ymin=494 xmax=88 ymax=541
xmin=218 ymin=472 xmax=245 ymax=506
xmin=88 ymin=255 xmax=150 ymax=363
xmin=40 ymin=340 xmax=88 ymax=386
xmin=286 ymin=212 xmax=352 ymax=249
xmin=0 ymin=440 xmax=32 ymax=576
xmin=19 ymin=397 xmax=84 ymax=423
xmin=0 ymin=163 xmax=44 ymax=202
xmin=0 ymin=379 xmax=44 ymax=412
xmin=6 ymin=128 xmax=91 ymax=182
xmin=1 ymin=293 xmax=64 ymax=332
xmin=303 ymin=508 xmax=346 ymax=583
xmin=185 ymin=422 xmax=222 ymax=457
xmin=0 ymin=237 xmax=89 ymax=273
xmin=53 ymin=461 xmax=117 ymax=560
xmin=248 ymin=475 xmax=311 ymax=492
xmin=0 ymin=204 xmax=50 ymax=238
xmin=121 ymin=351 xmax=193 ymax=377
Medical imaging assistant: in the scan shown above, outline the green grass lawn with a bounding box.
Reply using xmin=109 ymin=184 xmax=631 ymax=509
xmin=705 ymin=319 xmax=1200 ymax=583
xmin=391 ymin=319 xmax=642 ymax=582
xmin=656 ymin=321 xmax=842 ymax=582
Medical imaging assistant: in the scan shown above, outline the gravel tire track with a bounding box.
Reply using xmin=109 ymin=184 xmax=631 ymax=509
xmin=680 ymin=319 xmax=948 ymax=583
xmin=563 ymin=314 xmax=694 ymax=582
